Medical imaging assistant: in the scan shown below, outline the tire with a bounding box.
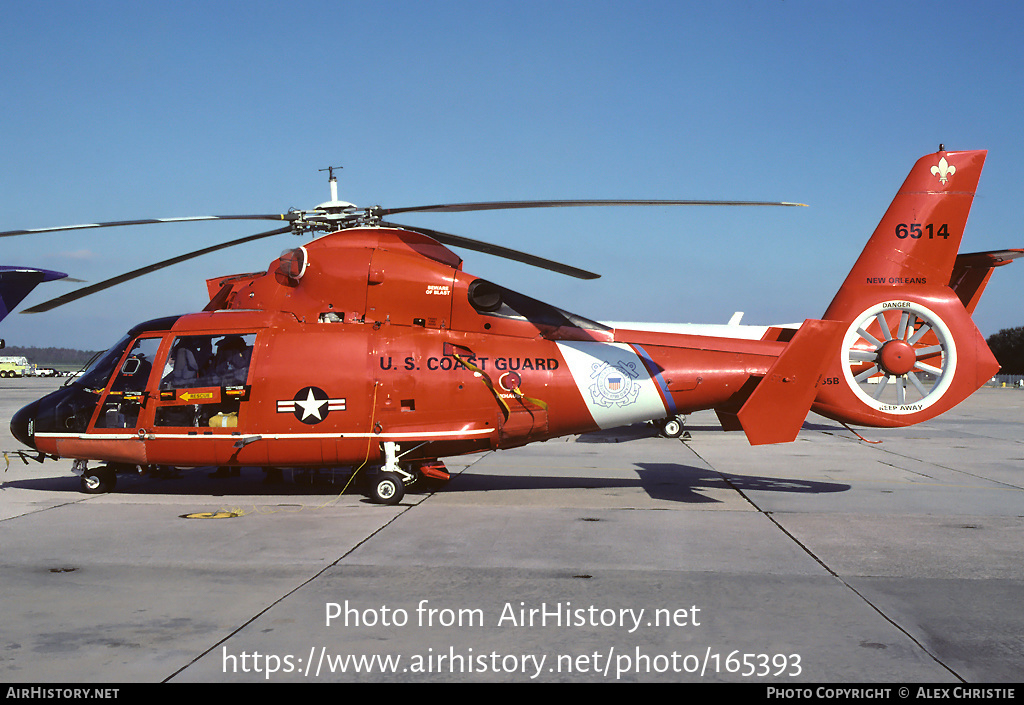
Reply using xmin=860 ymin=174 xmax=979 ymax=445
xmin=370 ymin=472 xmax=405 ymax=505
xmin=660 ymin=416 xmax=684 ymax=438
xmin=81 ymin=466 xmax=117 ymax=494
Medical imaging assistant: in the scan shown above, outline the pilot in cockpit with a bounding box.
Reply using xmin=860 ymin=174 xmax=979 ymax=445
xmin=211 ymin=335 xmax=251 ymax=387
xmin=162 ymin=337 xmax=213 ymax=388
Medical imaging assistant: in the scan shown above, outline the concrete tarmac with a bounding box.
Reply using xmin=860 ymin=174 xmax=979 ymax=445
xmin=1 ymin=377 xmax=1021 ymax=683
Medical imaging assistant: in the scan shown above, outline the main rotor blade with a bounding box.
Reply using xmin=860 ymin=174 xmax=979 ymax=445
xmin=0 ymin=214 xmax=295 ymax=238
xmin=376 ymin=199 xmax=807 ymax=216
xmin=384 ymin=221 xmax=600 ymax=280
xmin=20 ymin=226 xmax=292 ymax=313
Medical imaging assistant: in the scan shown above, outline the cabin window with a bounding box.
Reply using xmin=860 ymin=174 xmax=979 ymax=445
xmin=154 ymin=333 xmax=256 ymax=428
xmin=160 ymin=333 xmax=255 ymax=390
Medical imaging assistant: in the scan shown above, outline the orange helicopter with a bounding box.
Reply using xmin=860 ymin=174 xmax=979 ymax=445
xmin=5 ymin=150 xmax=1021 ymax=503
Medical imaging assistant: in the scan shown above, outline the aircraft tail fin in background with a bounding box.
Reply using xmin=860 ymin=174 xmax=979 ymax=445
xmin=0 ymin=267 xmax=69 ymax=325
xmin=809 ymin=149 xmax=1017 ymax=429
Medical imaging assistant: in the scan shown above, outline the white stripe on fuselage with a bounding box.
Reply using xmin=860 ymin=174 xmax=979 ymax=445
xmin=603 ymin=320 xmax=800 ymax=340
xmin=556 ymin=341 xmax=668 ymax=429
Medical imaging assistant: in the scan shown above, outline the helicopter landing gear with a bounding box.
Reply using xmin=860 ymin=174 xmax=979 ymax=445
xmin=370 ymin=472 xmax=405 ymax=505
xmin=77 ymin=462 xmax=118 ymax=494
xmin=658 ymin=415 xmax=687 ymax=439
xmin=366 ymin=442 xmax=415 ymax=505
xmin=74 ymin=460 xmax=143 ymax=493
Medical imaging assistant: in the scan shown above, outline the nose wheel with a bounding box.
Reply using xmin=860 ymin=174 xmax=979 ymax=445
xmin=843 ymin=302 xmax=957 ymax=414
xmin=79 ymin=464 xmax=118 ymax=494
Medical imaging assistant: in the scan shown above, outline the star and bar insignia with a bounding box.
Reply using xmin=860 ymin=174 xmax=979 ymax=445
xmin=277 ymin=386 xmax=346 ymax=424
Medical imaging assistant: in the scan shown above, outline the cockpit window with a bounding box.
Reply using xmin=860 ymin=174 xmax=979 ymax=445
xmin=77 ymin=333 xmax=134 ymax=390
xmin=73 ymin=315 xmax=181 ymax=390
xmin=109 ymin=337 xmax=161 ymax=392
xmin=95 ymin=336 xmax=162 ymax=429
xmin=155 ymin=333 xmax=256 ymax=428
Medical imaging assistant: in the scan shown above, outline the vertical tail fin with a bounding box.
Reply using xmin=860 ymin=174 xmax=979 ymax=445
xmin=813 ymin=149 xmax=1005 ymax=428
xmin=827 ymin=149 xmax=987 ymax=307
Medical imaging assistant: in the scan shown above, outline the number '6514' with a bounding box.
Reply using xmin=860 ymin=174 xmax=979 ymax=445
xmin=895 ymin=223 xmax=950 ymax=239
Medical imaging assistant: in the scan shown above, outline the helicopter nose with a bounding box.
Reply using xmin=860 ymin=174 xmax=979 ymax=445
xmin=10 ymin=400 xmax=38 ymax=450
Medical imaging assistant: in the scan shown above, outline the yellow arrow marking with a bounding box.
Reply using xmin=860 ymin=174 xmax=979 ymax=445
xmin=179 ymin=391 xmax=215 ymax=402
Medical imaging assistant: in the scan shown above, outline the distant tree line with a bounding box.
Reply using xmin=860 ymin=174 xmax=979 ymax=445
xmin=987 ymin=327 xmax=1024 ymax=375
xmin=0 ymin=346 xmax=99 ymax=367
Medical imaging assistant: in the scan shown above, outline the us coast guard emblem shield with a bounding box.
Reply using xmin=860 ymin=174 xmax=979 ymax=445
xmin=589 ymin=360 xmax=641 ymax=408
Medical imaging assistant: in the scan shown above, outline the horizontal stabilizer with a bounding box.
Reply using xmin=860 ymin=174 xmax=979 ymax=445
xmin=734 ymin=319 xmax=846 ymax=445
xmin=949 ymin=249 xmax=1024 ymax=313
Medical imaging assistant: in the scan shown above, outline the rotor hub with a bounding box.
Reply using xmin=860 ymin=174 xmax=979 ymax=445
xmin=877 ymin=339 xmax=916 ymax=376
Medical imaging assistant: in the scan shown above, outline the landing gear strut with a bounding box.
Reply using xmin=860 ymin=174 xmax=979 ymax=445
xmin=367 ymin=441 xmax=415 ymax=505
xmin=365 ymin=444 xmax=452 ymax=504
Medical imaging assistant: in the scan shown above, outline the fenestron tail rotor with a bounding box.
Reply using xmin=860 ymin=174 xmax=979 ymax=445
xmin=842 ymin=302 xmax=957 ymax=414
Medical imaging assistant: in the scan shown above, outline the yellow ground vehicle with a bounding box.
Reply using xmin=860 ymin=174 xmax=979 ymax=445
xmin=0 ymin=356 xmax=29 ymax=378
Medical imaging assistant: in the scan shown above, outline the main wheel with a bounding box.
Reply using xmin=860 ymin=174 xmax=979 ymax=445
xmin=659 ymin=416 xmax=684 ymax=438
xmin=370 ymin=472 xmax=405 ymax=505
xmin=81 ymin=466 xmax=117 ymax=494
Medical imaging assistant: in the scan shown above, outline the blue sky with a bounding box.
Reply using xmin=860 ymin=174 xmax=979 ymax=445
xmin=2 ymin=0 xmax=1023 ymax=350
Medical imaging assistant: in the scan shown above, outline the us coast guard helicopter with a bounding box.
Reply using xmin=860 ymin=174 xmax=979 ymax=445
xmin=5 ymin=150 xmax=1020 ymax=503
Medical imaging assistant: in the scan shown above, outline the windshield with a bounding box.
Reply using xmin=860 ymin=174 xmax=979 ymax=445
xmin=71 ymin=315 xmax=181 ymax=390
xmin=76 ymin=333 xmax=135 ymax=390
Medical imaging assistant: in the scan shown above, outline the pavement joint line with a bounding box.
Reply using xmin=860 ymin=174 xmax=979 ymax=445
xmin=163 ymin=448 xmax=496 ymax=681
xmin=863 ymin=445 xmax=1024 ymax=492
xmin=685 ymin=432 xmax=967 ymax=684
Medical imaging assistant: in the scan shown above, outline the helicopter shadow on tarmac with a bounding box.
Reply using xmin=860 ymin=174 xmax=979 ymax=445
xmin=2 ymin=455 xmax=851 ymax=504
xmin=446 ymin=461 xmax=850 ymax=504
xmin=0 ymin=466 xmax=378 ymax=498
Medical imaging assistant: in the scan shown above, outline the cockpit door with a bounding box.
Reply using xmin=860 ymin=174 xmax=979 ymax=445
xmin=92 ymin=335 xmax=165 ymax=431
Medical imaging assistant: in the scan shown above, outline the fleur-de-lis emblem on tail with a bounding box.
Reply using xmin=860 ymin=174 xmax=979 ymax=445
xmin=931 ymin=157 xmax=956 ymax=184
